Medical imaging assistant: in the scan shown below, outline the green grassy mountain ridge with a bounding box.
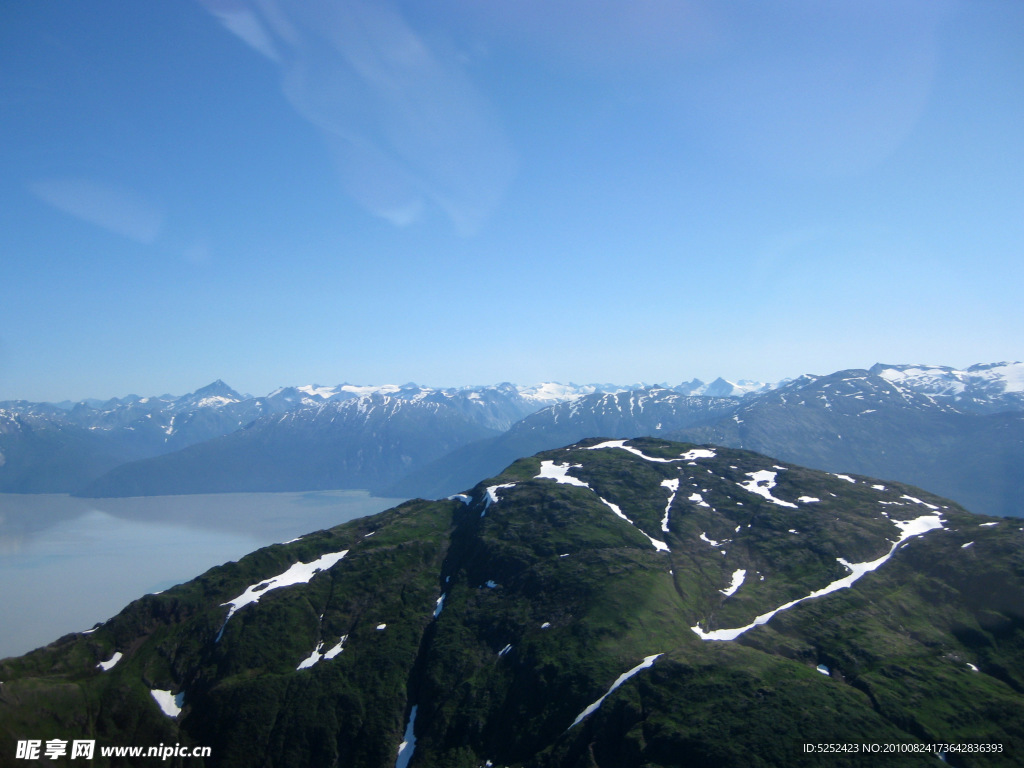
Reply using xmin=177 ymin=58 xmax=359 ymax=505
xmin=1 ymin=439 xmax=1022 ymax=766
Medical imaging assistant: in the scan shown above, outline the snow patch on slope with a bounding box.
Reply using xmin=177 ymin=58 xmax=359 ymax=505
xmin=737 ymin=470 xmax=798 ymax=508
xmin=150 ymin=689 xmax=184 ymax=717
xmin=483 ymin=483 xmax=517 ymax=515
xmin=218 ymin=550 xmax=349 ymax=638
xmin=569 ymin=654 xmax=662 ymax=728
xmin=586 ymin=439 xmax=715 ymax=463
xmin=97 ymin=652 xmax=122 ymax=671
xmin=536 ymin=461 xmax=590 ymax=487
xmin=692 ymin=514 xmax=944 ymax=641
xmin=720 ymin=569 xmax=746 ymax=597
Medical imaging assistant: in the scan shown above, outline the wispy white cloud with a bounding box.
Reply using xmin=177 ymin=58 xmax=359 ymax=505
xmin=198 ymin=0 xmax=516 ymax=235
xmin=201 ymin=0 xmax=282 ymax=61
xmin=30 ymin=178 xmax=164 ymax=243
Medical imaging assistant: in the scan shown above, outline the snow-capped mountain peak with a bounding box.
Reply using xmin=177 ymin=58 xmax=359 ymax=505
xmin=675 ymin=378 xmax=778 ymax=398
xmin=186 ymin=380 xmax=245 ymax=408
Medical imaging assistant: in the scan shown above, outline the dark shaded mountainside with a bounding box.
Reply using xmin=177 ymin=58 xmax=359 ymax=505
xmin=0 ymin=381 xmax=266 ymax=492
xmin=70 ymin=387 xmax=741 ymax=499
xmin=2 ymin=439 xmax=1022 ymax=767
xmin=0 ymin=410 xmax=128 ymax=493
xmin=0 ymin=381 xmax=538 ymax=496
xmin=76 ymin=395 xmax=504 ymax=496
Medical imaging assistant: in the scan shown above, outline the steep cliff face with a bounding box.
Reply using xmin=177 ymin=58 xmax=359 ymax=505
xmin=2 ymin=439 xmax=1022 ymax=767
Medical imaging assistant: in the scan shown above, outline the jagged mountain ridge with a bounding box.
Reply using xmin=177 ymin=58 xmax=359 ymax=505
xmin=669 ymin=368 xmax=1024 ymax=519
xmin=4 ymin=363 xmax=1023 ymax=511
xmin=76 ymin=394 xmax=507 ymax=496
xmin=29 ymin=380 xmax=762 ymax=497
xmin=382 ymin=387 xmax=740 ymax=499
xmin=389 ymin=367 xmax=1024 ymax=518
xmin=0 ymin=380 xmax=562 ymax=494
xmin=2 ymin=438 xmax=1021 ymax=767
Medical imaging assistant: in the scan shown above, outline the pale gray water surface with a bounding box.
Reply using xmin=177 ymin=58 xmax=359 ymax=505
xmin=0 ymin=491 xmax=406 ymax=658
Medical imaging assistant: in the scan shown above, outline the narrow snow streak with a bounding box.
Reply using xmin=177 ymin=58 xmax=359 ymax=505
xmin=434 ymin=593 xmax=446 ymax=618
xmin=901 ymin=494 xmax=939 ymax=510
xmin=600 ymin=497 xmax=670 ymax=551
xmin=699 ymin=532 xmax=722 ymax=547
xmin=482 ymin=483 xmax=516 ymax=516
xmin=394 ymin=705 xmax=418 ymax=768
xmin=660 ymin=478 xmax=679 ymax=532
xmin=534 ymin=460 xmax=670 ymax=551
xmin=218 ymin=550 xmax=349 ymax=638
xmin=569 ymin=654 xmax=662 ymax=728
xmin=692 ymin=515 xmax=944 ymax=641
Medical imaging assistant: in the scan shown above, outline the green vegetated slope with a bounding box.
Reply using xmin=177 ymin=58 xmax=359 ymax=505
xmin=1 ymin=439 xmax=1022 ymax=767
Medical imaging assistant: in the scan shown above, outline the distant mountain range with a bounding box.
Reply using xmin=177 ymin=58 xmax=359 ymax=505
xmin=2 ymin=362 xmax=1022 ymax=519
xmin=3 ymin=439 xmax=1021 ymax=766
xmin=669 ymin=367 xmax=1024 ymax=521
xmin=0 ymin=377 xmax=771 ymax=495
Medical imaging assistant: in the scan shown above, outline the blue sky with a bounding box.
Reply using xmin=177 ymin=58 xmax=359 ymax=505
xmin=2 ymin=0 xmax=1022 ymax=401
